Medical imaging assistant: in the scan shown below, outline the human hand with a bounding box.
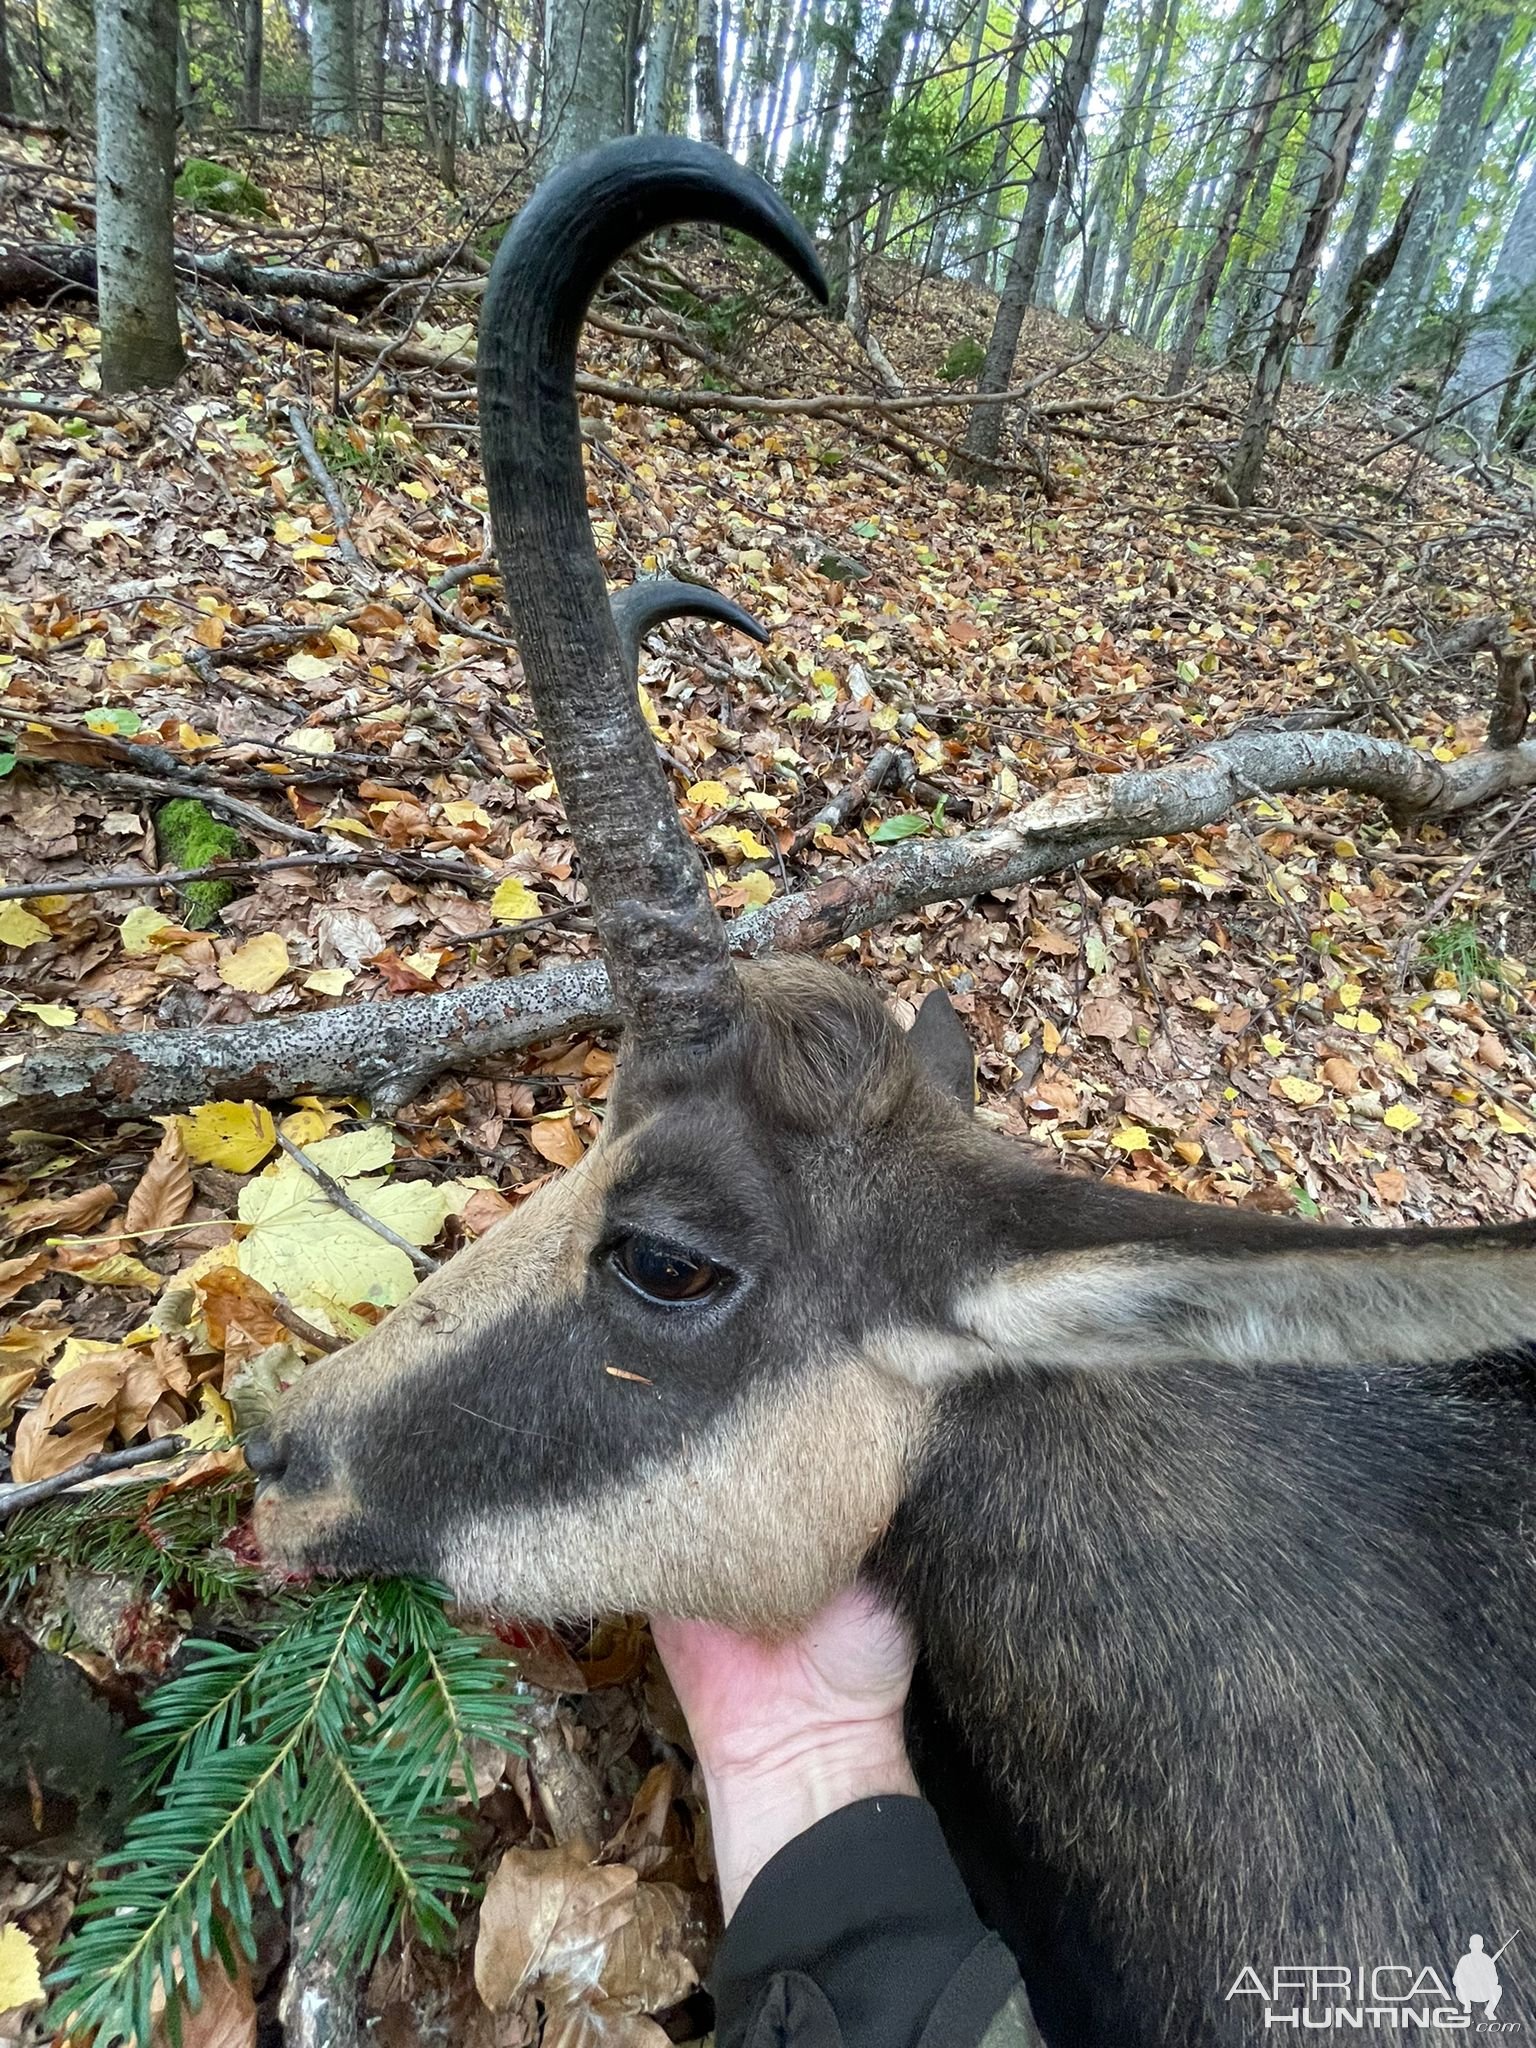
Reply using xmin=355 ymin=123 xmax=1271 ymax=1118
xmin=651 ymin=1584 xmax=918 ymax=1917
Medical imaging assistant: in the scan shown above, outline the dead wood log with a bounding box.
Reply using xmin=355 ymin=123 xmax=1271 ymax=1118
xmin=8 ymin=727 xmax=1536 ymax=1129
xmin=0 ymin=239 xmax=467 ymax=309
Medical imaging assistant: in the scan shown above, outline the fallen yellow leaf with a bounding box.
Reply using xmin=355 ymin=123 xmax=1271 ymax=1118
xmin=0 ymin=1924 xmax=44 ymax=2011
xmin=0 ymin=901 xmax=49 ymax=948
xmin=17 ymin=1001 xmax=75 ymax=1027
xmin=177 ymin=1100 xmax=278 ymax=1173
xmin=686 ymin=780 xmax=732 ymax=807
xmin=490 ymin=876 xmax=543 ymax=924
xmin=1382 ymin=1104 xmax=1420 ymax=1131
xmin=303 ymin=968 xmax=353 ymax=996
xmin=1110 ymin=1125 xmax=1151 ymax=1152
xmin=219 ymin=932 xmax=291 ymax=994
xmin=735 ymin=870 xmax=776 ymax=906
xmin=1275 ymin=1076 xmax=1324 ymax=1106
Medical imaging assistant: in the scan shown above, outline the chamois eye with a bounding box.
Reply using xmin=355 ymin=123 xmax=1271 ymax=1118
xmin=610 ymin=1236 xmax=723 ymax=1304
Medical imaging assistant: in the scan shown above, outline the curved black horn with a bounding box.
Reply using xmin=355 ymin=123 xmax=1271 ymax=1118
xmin=609 ymin=578 xmax=769 ymax=674
xmin=478 ymin=139 xmax=828 ymax=1055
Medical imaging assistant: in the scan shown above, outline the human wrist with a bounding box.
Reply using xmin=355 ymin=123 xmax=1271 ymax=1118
xmin=703 ymin=1717 xmax=919 ymax=1919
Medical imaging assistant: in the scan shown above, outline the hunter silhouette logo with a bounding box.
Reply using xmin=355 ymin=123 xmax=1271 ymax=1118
xmin=1226 ymin=1927 xmax=1522 ymax=2031
xmin=1454 ymin=1932 xmax=1517 ymax=2022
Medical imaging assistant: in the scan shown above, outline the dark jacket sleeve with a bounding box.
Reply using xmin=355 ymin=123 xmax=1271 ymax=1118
xmin=710 ymin=1795 xmax=1045 ymax=2048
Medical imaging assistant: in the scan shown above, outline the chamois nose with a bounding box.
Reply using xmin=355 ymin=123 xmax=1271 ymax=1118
xmin=243 ymin=1433 xmax=287 ymax=1482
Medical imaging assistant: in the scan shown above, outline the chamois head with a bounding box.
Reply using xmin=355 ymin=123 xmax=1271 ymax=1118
xmin=254 ymin=140 xmax=1536 ymax=1629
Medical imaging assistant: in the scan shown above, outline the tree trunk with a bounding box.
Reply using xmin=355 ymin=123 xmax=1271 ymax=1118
xmin=1444 ymin=155 xmax=1536 ymax=445
xmin=694 ymin=0 xmax=725 ymax=144
xmin=968 ymin=0 xmax=1032 ymax=287
xmin=640 ymin=0 xmax=679 ymax=130
xmin=1164 ymin=0 xmax=1306 ymax=393
xmin=1075 ymin=0 xmax=1173 ymax=326
xmin=1259 ymin=0 xmax=1379 ymax=340
xmin=800 ymin=0 xmax=856 ymax=215
xmin=241 ymin=0 xmax=263 ymax=123
xmin=357 ymin=0 xmax=386 ymax=138
xmin=463 ymin=0 xmax=493 ymax=142
xmin=957 ymin=0 xmax=1108 ymax=471
xmin=1103 ymin=0 xmax=1178 ymax=329
xmin=762 ymin=0 xmax=811 ymax=163
xmin=1350 ymin=8 xmax=1511 ymax=380
xmin=435 ymin=0 xmax=465 ymax=184
xmin=1304 ymin=9 xmax=1433 ymax=372
xmin=310 ymin=0 xmax=358 ymax=132
xmin=0 ymin=0 xmax=14 ymax=115
xmin=94 ymin=0 xmax=185 ymax=392
xmin=174 ymin=22 xmax=195 ymax=127
xmin=827 ymin=0 xmax=918 ymax=306
xmin=1228 ymin=0 xmax=1403 ymax=504
xmin=544 ymin=0 xmax=631 ymax=165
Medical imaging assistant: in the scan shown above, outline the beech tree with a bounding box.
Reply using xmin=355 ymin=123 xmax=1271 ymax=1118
xmin=1445 ymin=158 xmax=1536 ymax=442
xmin=94 ymin=0 xmax=185 ymax=392
xmin=956 ymin=0 xmax=1109 ymax=472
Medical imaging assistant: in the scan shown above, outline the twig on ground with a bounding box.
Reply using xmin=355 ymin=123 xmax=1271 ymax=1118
xmin=274 ymin=1132 xmax=439 ymax=1276
xmin=0 ymin=1436 xmax=189 ymax=1522
xmin=790 ymin=746 xmax=915 ymax=852
xmin=0 ymin=852 xmax=361 ymax=903
xmin=285 ymin=405 xmax=375 ymax=584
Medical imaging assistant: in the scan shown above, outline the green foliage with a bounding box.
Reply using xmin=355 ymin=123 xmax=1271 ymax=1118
xmin=155 ymin=799 xmax=248 ymax=927
xmin=1420 ymin=919 xmax=1498 ymax=990
xmin=51 ymin=1578 xmax=526 ymax=2048
xmin=0 ymin=1478 xmax=257 ymax=1613
xmin=315 ymin=417 xmax=417 ymax=488
xmin=939 ymin=337 xmax=986 ymax=382
xmin=173 ymin=159 xmax=274 ymax=220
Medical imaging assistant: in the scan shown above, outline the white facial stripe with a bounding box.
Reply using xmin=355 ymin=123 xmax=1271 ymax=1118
xmin=944 ymin=1246 xmax=1536 ymax=1376
xmin=443 ymin=1356 xmax=930 ymax=1634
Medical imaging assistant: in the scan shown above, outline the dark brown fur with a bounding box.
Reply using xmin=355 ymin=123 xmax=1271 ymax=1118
xmin=259 ymin=960 xmax=1536 ymax=2045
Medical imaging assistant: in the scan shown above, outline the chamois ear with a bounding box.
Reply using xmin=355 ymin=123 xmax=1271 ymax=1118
xmin=907 ymin=990 xmax=976 ymax=1110
xmin=950 ymin=1237 xmax=1536 ymax=1378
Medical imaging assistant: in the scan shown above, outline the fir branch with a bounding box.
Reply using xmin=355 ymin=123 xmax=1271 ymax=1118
xmin=51 ymin=1579 xmax=527 ymax=2047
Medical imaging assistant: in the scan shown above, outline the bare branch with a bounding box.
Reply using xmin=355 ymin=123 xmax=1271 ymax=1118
xmin=8 ymin=726 xmax=1536 ymax=1130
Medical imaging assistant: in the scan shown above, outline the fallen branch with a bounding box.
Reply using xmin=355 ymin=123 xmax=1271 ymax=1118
xmin=0 ymin=1436 xmax=189 ymax=1522
xmin=285 ymin=406 xmax=374 ymax=584
xmin=274 ymin=1131 xmax=439 ymax=1276
xmin=0 ymin=239 xmax=468 ymax=311
xmin=790 ymin=745 xmax=915 ymax=851
xmin=9 ymin=726 xmax=1536 ymax=1129
xmin=0 ymin=851 xmax=364 ymax=904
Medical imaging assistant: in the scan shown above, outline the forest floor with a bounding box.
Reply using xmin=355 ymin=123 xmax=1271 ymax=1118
xmin=1 ymin=129 xmax=1535 ymax=2047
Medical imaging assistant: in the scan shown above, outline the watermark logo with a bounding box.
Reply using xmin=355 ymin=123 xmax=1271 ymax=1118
xmin=1226 ymin=1929 xmax=1521 ymax=2032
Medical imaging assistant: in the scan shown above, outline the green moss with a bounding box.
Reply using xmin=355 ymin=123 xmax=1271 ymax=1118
xmin=174 ymin=158 xmax=274 ymax=219
xmin=155 ymin=799 xmax=248 ymax=928
xmin=939 ymin=338 xmax=986 ymax=383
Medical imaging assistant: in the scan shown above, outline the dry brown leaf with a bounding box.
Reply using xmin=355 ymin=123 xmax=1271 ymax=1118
xmin=125 ymin=1124 xmax=195 ymax=1241
xmin=1079 ymin=998 xmax=1135 ymax=1041
xmin=474 ymin=1846 xmax=636 ymax=2014
xmin=598 ymin=1882 xmax=702 ymax=2012
xmin=5 ymin=1182 xmax=117 ymax=1240
xmin=461 ymin=1188 xmax=517 ymax=1236
xmin=1321 ymin=1057 xmax=1361 ymax=1092
xmin=196 ymin=1266 xmax=291 ymax=1361
xmin=1373 ymin=1168 xmax=1409 ymax=1205
xmin=11 ymin=1402 xmax=117 ymax=1484
xmin=540 ymin=2005 xmax=670 ymax=2048
xmin=0 ymin=1365 xmax=40 ymax=1423
xmin=528 ymin=1115 xmax=586 ymax=1170
xmin=152 ymin=1950 xmax=256 ymax=2048
xmin=0 ymin=1251 xmax=49 ymax=1304
xmin=117 ymin=1356 xmax=174 ymax=1441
